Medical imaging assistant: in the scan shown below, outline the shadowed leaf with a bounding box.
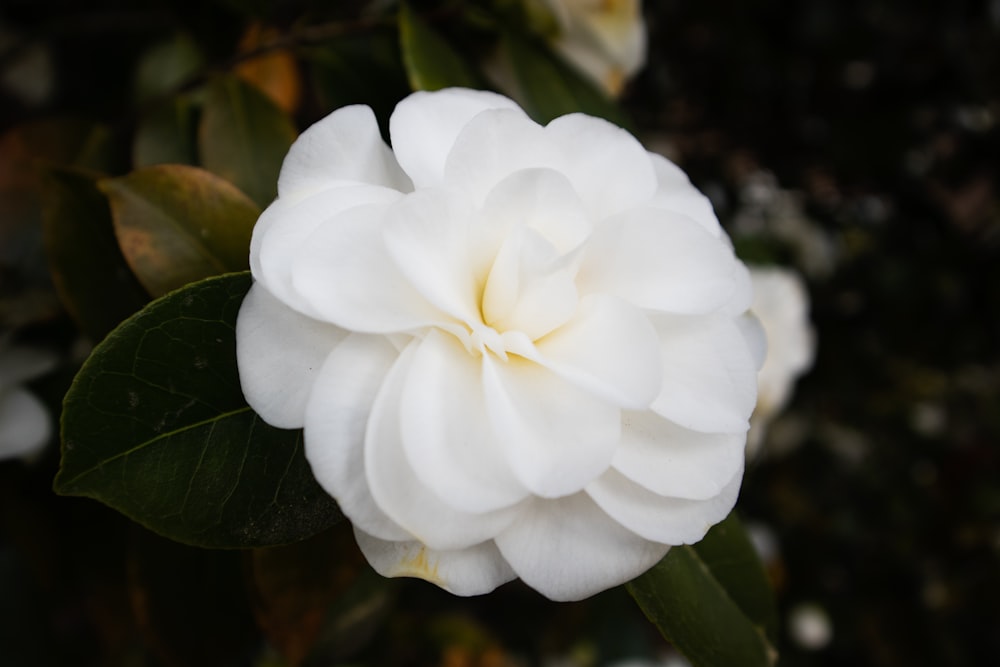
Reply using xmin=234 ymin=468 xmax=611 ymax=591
xmin=399 ymin=2 xmax=485 ymax=91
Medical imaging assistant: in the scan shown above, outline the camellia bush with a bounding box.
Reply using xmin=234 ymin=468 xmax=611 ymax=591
xmin=0 ymin=1 xmax=794 ymax=665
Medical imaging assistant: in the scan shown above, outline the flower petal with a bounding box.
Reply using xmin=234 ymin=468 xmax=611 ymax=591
xmin=237 ymin=282 xmax=346 ymax=429
xmin=443 ymin=109 xmax=562 ymax=206
xmin=354 ymin=529 xmax=516 ymax=596
xmin=495 ymin=494 xmax=669 ymax=601
xmin=389 ymin=88 xmax=523 ymax=188
xmin=400 ymin=330 xmax=528 ymax=513
xmin=648 ymin=152 xmax=722 ymax=238
xmin=0 ymin=387 xmax=51 ymax=460
xmin=291 ymin=203 xmax=449 ymax=333
xmin=482 ymin=355 xmax=620 ymax=498
xmin=381 ymin=189 xmax=480 ymax=324
xmin=586 ymin=465 xmax=743 ymax=545
xmin=277 ymin=104 xmax=411 ymax=202
xmin=304 ymin=333 xmax=411 ymax=542
xmin=0 ymin=344 xmax=56 ymax=388
xmin=366 ymin=341 xmax=521 ymax=550
xmin=533 ymin=294 xmax=662 ymax=409
xmin=650 ymin=314 xmax=759 ymax=433
xmin=251 ymin=183 xmax=404 ymax=318
xmin=543 ymin=113 xmax=657 ymax=219
xmin=577 ymin=207 xmax=741 ymax=314
xmin=612 ymin=410 xmax=746 ymax=499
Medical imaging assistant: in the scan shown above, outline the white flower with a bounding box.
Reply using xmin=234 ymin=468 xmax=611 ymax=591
xmin=531 ymin=0 xmax=647 ymax=97
xmin=236 ymin=88 xmax=760 ymax=601
xmin=745 ymin=266 xmax=815 ymax=456
xmin=0 ymin=338 xmax=56 ymax=461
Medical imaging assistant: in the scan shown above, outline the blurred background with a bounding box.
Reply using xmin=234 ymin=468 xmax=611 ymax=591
xmin=1 ymin=1 xmax=998 ymax=665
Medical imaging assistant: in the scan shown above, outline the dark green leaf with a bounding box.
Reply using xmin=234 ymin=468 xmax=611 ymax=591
xmin=199 ymin=75 xmax=296 ymax=208
xmin=54 ymin=272 xmax=343 ymax=548
xmin=626 ymin=513 xmax=778 ymax=667
xmin=40 ymin=167 xmax=149 ymax=342
xmin=134 ymin=34 xmax=204 ymax=105
xmin=100 ymin=164 xmax=260 ymax=297
xmin=398 ymin=2 xmax=485 ymax=91
xmin=500 ymin=30 xmax=632 ymax=128
xmin=133 ymin=95 xmax=200 ymax=168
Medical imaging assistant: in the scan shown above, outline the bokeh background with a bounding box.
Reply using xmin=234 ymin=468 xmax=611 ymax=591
xmin=1 ymin=1 xmax=998 ymax=665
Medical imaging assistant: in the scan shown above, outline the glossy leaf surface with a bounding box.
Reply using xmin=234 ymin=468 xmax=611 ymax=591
xmin=627 ymin=513 xmax=778 ymax=667
xmin=100 ymin=164 xmax=259 ymax=297
xmin=55 ymin=272 xmax=343 ymax=548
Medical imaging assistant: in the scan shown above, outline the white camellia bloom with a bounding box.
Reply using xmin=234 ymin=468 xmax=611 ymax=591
xmin=237 ymin=88 xmax=761 ymax=601
xmin=745 ymin=266 xmax=815 ymax=456
xmin=0 ymin=339 xmax=56 ymax=461
xmin=532 ymin=0 xmax=647 ymax=97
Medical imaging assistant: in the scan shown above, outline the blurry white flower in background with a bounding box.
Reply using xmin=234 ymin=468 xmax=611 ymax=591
xmin=0 ymin=337 xmax=56 ymax=461
xmin=530 ymin=0 xmax=647 ymax=97
xmin=746 ymin=266 xmax=816 ymax=457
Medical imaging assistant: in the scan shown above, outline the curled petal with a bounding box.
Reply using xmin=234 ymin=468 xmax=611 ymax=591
xmin=613 ymin=410 xmax=746 ymax=500
xmin=650 ymin=314 xmax=759 ymax=434
xmin=382 ymin=189 xmax=480 ymax=324
xmin=400 ymin=330 xmax=528 ymax=513
xmin=277 ymin=104 xmax=412 ymax=202
xmin=577 ymin=207 xmax=741 ymax=314
xmin=251 ymin=183 xmax=404 ymax=318
xmin=482 ymin=355 xmax=620 ymax=498
xmin=237 ymin=283 xmax=346 ymax=429
xmin=495 ymin=494 xmax=669 ymax=601
xmin=0 ymin=387 xmax=51 ymax=460
xmin=291 ymin=203 xmax=449 ymax=333
xmin=586 ymin=465 xmax=743 ymax=545
xmin=390 ymin=88 xmax=523 ymax=188
xmin=648 ymin=152 xmax=722 ymax=238
xmin=304 ymin=334 xmax=411 ymax=542
xmin=366 ymin=341 xmax=521 ymax=550
xmin=354 ymin=529 xmax=516 ymax=596
xmin=543 ymin=113 xmax=658 ymax=219
xmin=533 ymin=294 xmax=662 ymax=409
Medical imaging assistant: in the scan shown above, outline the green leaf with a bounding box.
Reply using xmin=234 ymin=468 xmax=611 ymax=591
xmin=500 ymin=30 xmax=632 ymax=128
xmin=100 ymin=164 xmax=260 ymax=298
xmin=40 ymin=167 xmax=149 ymax=341
xmin=134 ymin=34 xmax=204 ymax=105
xmin=54 ymin=272 xmax=343 ymax=548
xmin=626 ymin=513 xmax=778 ymax=667
xmin=133 ymin=95 xmax=200 ymax=168
xmin=398 ymin=2 xmax=485 ymax=91
xmin=199 ymin=75 xmax=296 ymax=208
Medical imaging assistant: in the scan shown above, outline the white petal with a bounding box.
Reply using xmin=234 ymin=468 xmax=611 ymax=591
xmin=533 ymin=294 xmax=662 ymax=409
xmin=291 ymin=203 xmax=448 ymax=333
xmin=389 ymin=88 xmax=523 ymax=188
xmin=482 ymin=355 xmax=620 ymax=498
xmin=481 ymin=227 xmax=579 ymax=340
xmin=304 ymin=333 xmax=411 ymax=542
xmin=365 ymin=341 xmax=521 ymax=550
xmin=381 ymin=189 xmax=480 ymax=324
xmin=495 ymin=494 xmax=669 ymax=601
xmin=236 ymin=283 xmax=346 ymax=429
xmin=277 ymin=104 xmax=411 ymax=202
xmin=354 ymin=529 xmax=516 ymax=596
xmin=400 ymin=330 xmax=528 ymax=513
xmin=648 ymin=152 xmax=722 ymax=238
xmin=613 ymin=410 xmax=746 ymax=499
xmin=577 ymin=207 xmax=741 ymax=314
xmin=478 ymin=168 xmax=591 ymax=258
xmin=737 ymin=311 xmax=767 ymax=371
xmin=443 ymin=109 xmax=563 ymax=206
xmin=543 ymin=113 xmax=657 ymax=219
xmin=250 ymin=183 xmax=404 ymax=318
xmin=586 ymin=465 xmax=743 ymax=545
xmin=650 ymin=314 xmax=759 ymax=433
xmin=0 ymin=387 xmax=51 ymax=460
